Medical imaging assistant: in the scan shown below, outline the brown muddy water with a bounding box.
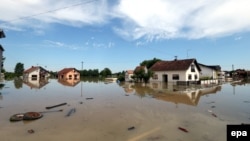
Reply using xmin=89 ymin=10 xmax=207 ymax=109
xmin=0 ymin=79 xmax=250 ymax=141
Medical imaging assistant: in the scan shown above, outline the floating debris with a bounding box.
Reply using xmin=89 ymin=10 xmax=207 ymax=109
xmin=178 ymin=127 xmax=188 ymax=133
xmin=86 ymin=97 xmax=94 ymax=100
xmin=79 ymin=101 xmax=83 ymax=104
xmin=211 ymin=113 xmax=217 ymax=117
xmin=10 ymin=112 xmax=43 ymax=122
xmin=147 ymin=135 xmax=164 ymax=141
xmin=127 ymin=126 xmax=135 ymax=131
xmin=207 ymin=109 xmax=218 ymax=118
xmin=27 ymin=129 xmax=35 ymax=134
xmin=243 ymin=101 xmax=250 ymax=103
xmin=211 ymin=105 xmax=216 ymax=108
xmin=206 ymin=101 xmax=215 ymax=104
xmin=46 ymin=103 xmax=67 ymax=109
xmin=207 ymin=109 xmax=213 ymax=113
xmin=66 ymin=108 xmax=76 ymax=117
xmin=125 ymin=94 xmax=129 ymax=96
xmin=10 ymin=113 xmax=24 ymax=122
xmin=40 ymin=109 xmax=63 ymax=113
xmin=23 ymin=112 xmax=43 ymax=120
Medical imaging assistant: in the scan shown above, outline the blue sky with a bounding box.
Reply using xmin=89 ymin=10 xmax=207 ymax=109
xmin=0 ymin=0 xmax=250 ymax=72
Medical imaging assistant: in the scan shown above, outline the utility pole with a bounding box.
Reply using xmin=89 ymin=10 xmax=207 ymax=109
xmin=81 ymin=61 xmax=83 ymax=97
xmin=187 ymin=49 xmax=191 ymax=59
xmin=81 ymin=61 xmax=83 ymax=71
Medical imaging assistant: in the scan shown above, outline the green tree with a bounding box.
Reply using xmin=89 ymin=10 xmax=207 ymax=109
xmin=117 ymin=70 xmax=125 ymax=82
xmin=100 ymin=68 xmax=112 ymax=77
xmin=143 ymin=70 xmax=153 ymax=83
xmin=133 ymin=68 xmax=153 ymax=83
xmin=140 ymin=58 xmax=161 ymax=69
xmin=14 ymin=62 xmax=24 ymax=77
xmin=133 ymin=68 xmax=145 ymax=82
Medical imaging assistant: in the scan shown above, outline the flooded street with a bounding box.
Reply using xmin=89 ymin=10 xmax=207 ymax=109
xmin=0 ymin=79 xmax=250 ymax=141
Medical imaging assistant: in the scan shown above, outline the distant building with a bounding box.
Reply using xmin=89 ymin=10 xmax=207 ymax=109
xmin=0 ymin=29 xmax=6 ymax=79
xmin=198 ymin=63 xmax=221 ymax=79
xmin=125 ymin=70 xmax=134 ymax=82
xmin=150 ymin=58 xmax=201 ymax=84
xmin=23 ymin=66 xmax=50 ymax=81
xmin=58 ymin=68 xmax=80 ymax=80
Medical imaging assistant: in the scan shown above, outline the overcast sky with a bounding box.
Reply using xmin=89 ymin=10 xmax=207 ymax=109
xmin=0 ymin=0 xmax=250 ymax=72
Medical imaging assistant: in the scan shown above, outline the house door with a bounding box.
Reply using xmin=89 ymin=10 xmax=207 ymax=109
xmin=163 ymin=74 xmax=168 ymax=82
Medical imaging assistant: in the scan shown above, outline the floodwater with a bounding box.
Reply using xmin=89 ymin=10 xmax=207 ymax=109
xmin=0 ymin=79 xmax=250 ymax=141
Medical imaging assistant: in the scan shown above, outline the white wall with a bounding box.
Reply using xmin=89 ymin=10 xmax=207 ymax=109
xmin=125 ymin=73 xmax=133 ymax=81
xmin=150 ymin=63 xmax=200 ymax=82
xmin=199 ymin=65 xmax=219 ymax=79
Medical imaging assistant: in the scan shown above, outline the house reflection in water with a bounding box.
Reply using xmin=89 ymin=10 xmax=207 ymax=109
xmin=58 ymin=79 xmax=80 ymax=87
xmin=23 ymin=78 xmax=49 ymax=89
xmin=121 ymin=82 xmax=221 ymax=106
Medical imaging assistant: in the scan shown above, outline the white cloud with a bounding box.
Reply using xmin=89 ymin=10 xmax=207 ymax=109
xmin=0 ymin=0 xmax=109 ymax=29
xmin=43 ymin=40 xmax=85 ymax=50
xmin=1 ymin=0 xmax=250 ymax=40
xmin=44 ymin=40 xmax=65 ymax=47
xmin=113 ymin=0 xmax=250 ymax=40
xmin=234 ymin=36 xmax=242 ymax=41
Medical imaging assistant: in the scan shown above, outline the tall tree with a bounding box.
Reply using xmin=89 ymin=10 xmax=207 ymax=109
xmin=100 ymin=68 xmax=112 ymax=77
xmin=14 ymin=62 xmax=24 ymax=77
xmin=140 ymin=58 xmax=161 ymax=69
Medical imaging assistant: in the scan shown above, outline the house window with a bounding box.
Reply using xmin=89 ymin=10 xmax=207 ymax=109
xmin=153 ymin=74 xmax=158 ymax=80
xmin=191 ymin=64 xmax=195 ymax=72
xmin=172 ymin=74 xmax=179 ymax=80
xmin=188 ymin=74 xmax=192 ymax=80
xmin=69 ymin=75 xmax=72 ymax=80
xmin=74 ymin=75 xmax=78 ymax=80
xmin=195 ymin=74 xmax=198 ymax=80
xmin=31 ymin=75 xmax=37 ymax=80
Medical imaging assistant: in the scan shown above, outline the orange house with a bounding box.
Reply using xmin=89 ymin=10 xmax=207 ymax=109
xmin=58 ymin=68 xmax=80 ymax=80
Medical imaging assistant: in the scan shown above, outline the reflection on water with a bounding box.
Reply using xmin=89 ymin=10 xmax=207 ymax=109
xmin=58 ymin=79 xmax=80 ymax=87
xmin=0 ymin=79 xmax=250 ymax=141
xmin=23 ymin=78 xmax=49 ymax=89
xmin=120 ymin=82 xmax=221 ymax=106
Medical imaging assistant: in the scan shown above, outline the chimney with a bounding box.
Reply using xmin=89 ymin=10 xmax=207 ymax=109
xmin=174 ymin=56 xmax=177 ymax=61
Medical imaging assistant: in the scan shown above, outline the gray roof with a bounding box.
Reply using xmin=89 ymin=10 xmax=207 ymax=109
xmin=198 ymin=63 xmax=221 ymax=71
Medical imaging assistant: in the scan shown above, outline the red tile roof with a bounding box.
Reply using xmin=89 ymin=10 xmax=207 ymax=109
xmin=58 ymin=68 xmax=79 ymax=75
xmin=24 ymin=66 xmax=48 ymax=73
xmin=24 ymin=66 xmax=39 ymax=73
xmin=126 ymin=70 xmax=134 ymax=74
xmin=150 ymin=59 xmax=201 ymax=71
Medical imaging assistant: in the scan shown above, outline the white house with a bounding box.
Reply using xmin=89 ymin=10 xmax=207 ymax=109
xmin=23 ymin=66 xmax=50 ymax=81
xmin=125 ymin=70 xmax=134 ymax=82
xmin=150 ymin=58 xmax=201 ymax=84
xmin=199 ymin=63 xmax=221 ymax=79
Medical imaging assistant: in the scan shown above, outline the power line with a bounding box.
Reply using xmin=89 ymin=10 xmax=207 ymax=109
xmin=0 ymin=0 xmax=97 ymax=24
